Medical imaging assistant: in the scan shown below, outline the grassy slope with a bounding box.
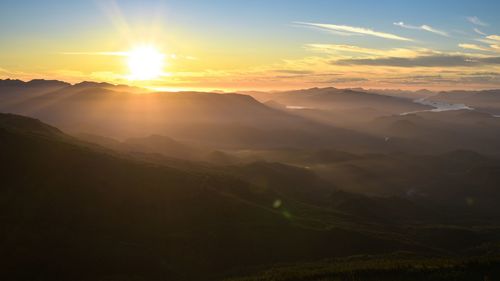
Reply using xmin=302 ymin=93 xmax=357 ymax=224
xmin=0 ymin=114 xmax=417 ymax=281
xmin=1 ymin=113 xmax=500 ymax=280
xmin=225 ymin=253 xmax=500 ymax=281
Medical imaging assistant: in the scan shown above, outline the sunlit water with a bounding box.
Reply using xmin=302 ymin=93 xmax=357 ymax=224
xmin=401 ymin=98 xmax=474 ymax=116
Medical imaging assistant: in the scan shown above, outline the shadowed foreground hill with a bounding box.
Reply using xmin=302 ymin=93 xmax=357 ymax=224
xmin=226 ymin=254 xmax=500 ymax=281
xmin=0 ymin=113 xmax=422 ymax=281
xmin=1 ymin=113 xmax=500 ymax=281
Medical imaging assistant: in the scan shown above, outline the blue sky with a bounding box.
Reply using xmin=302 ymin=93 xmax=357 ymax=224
xmin=1 ymin=0 xmax=499 ymax=90
xmin=1 ymin=0 xmax=499 ymax=42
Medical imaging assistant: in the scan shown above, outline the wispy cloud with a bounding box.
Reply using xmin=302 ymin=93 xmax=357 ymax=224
xmin=394 ymin=22 xmax=448 ymax=37
xmin=61 ymin=51 xmax=128 ymax=56
xmin=459 ymin=43 xmax=493 ymax=52
xmin=320 ymin=77 xmax=368 ymax=84
xmin=305 ymin=44 xmax=433 ymax=58
xmin=334 ymin=55 xmax=500 ymax=67
xmin=475 ymin=35 xmax=500 ymax=47
xmin=295 ymin=22 xmax=413 ymax=41
xmin=420 ymin=25 xmax=448 ymax=37
xmin=273 ymin=69 xmax=315 ymax=75
xmin=467 ymin=16 xmax=488 ymax=26
xmin=487 ymin=35 xmax=500 ymax=42
xmin=474 ymin=28 xmax=487 ymax=36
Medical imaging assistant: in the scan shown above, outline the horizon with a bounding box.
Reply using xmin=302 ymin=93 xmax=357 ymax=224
xmin=1 ymin=0 xmax=500 ymax=91
xmin=3 ymin=77 xmax=500 ymax=94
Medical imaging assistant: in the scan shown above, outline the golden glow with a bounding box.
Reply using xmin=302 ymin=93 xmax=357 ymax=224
xmin=127 ymin=45 xmax=166 ymax=80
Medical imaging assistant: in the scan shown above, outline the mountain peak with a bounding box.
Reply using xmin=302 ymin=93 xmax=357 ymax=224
xmin=73 ymin=81 xmax=115 ymax=88
xmin=27 ymin=79 xmax=70 ymax=87
xmin=0 ymin=113 xmax=63 ymax=137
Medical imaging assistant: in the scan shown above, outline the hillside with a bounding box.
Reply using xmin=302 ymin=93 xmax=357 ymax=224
xmin=0 ymin=113 xmax=425 ymax=281
xmin=2 ymin=113 xmax=500 ymax=280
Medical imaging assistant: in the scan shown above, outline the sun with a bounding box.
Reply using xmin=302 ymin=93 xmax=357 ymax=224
xmin=127 ymin=45 xmax=165 ymax=81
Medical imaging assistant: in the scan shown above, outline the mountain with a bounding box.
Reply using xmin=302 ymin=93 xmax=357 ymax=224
xmin=0 ymin=79 xmax=70 ymax=105
xmin=227 ymin=254 xmax=500 ymax=281
xmin=0 ymin=79 xmax=388 ymax=151
xmin=364 ymin=110 xmax=500 ymax=154
xmin=247 ymin=87 xmax=432 ymax=128
xmin=2 ymin=113 xmax=500 ymax=280
xmin=249 ymin=87 xmax=431 ymax=114
xmin=124 ymin=134 xmax=201 ymax=159
xmin=308 ymin=149 xmax=500 ymax=215
xmin=432 ymin=89 xmax=500 ymax=115
xmin=0 ymin=113 xmax=425 ymax=281
xmin=365 ymin=88 xmax=436 ymax=99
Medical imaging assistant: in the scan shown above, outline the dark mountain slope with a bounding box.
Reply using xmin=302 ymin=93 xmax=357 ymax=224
xmin=0 ymin=113 xmax=420 ymax=281
xmin=365 ymin=110 xmax=500 ymax=154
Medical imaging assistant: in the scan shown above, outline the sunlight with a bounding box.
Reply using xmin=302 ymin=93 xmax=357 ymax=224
xmin=127 ymin=45 xmax=165 ymax=81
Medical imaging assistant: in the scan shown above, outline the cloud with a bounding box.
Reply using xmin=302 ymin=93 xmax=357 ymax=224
xmin=466 ymin=35 xmax=500 ymax=53
xmin=295 ymin=22 xmax=413 ymax=41
xmin=320 ymin=77 xmax=368 ymax=84
xmin=61 ymin=51 xmax=128 ymax=56
xmin=273 ymin=69 xmax=314 ymax=75
xmin=305 ymin=44 xmax=434 ymax=57
xmin=394 ymin=22 xmax=448 ymax=36
xmin=334 ymin=55 xmax=500 ymax=67
xmin=474 ymin=28 xmax=487 ymax=36
xmin=482 ymin=57 xmax=500 ymax=64
xmin=420 ymin=25 xmax=449 ymax=37
xmin=469 ymin=72 xmax=500 ymax=76
xmin=476 ymin=38 xmax=498 ymax=45
xmin=381 ymin=74 xmax=500 ymax=85
xmin=467 ymin=16 xmax=488 ymax=26
xmin=487 ymin=35 xmax=500 ymax=42
xmin=0 ymin=67 xmax=13 ymax=79
xmin=458 ymin=43 xmax=493 ymax=52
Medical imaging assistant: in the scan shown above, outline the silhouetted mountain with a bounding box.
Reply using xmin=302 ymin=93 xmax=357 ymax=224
xmin=250 ymin=87 xmax=431 ymax=113
xmin=0 ymin=113 xmax=428 ymax=280
xmin=247 ymin=87 xmax=433 ymax=129
xmin=367 ymin=88 xmax=436 ymax=99
xmin=0 ymin=112 xmax=65 ymax=137
xmin=0 ymin=79 xmax=70 ymax=105
xmin=0 ymin=80 xmax=387 ymax=151
xmin=366 ymin=110 xmax=500 ymax=154
xmin=312 ymin=149 xmax=500 ymax=215
xmin=432 ymin=89 xmax=500 ymax=115
xmin=2 ymin=113 xmax=500 ymax=281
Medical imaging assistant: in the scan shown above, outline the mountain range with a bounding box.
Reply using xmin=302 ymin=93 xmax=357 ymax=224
xmin=1 ymin=79 xmax=500 ymax=280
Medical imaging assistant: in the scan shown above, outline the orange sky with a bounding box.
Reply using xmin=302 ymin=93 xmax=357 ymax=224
xmin=1 ymin=0 xmax=500 ymax=91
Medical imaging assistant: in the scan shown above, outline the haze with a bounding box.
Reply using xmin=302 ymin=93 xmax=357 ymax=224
xmin=1 ymin=1 xmax=500 ymax=281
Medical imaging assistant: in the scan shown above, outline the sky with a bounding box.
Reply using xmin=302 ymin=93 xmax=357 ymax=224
xmin=1 ymin=0 xmax=500 ymax=91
